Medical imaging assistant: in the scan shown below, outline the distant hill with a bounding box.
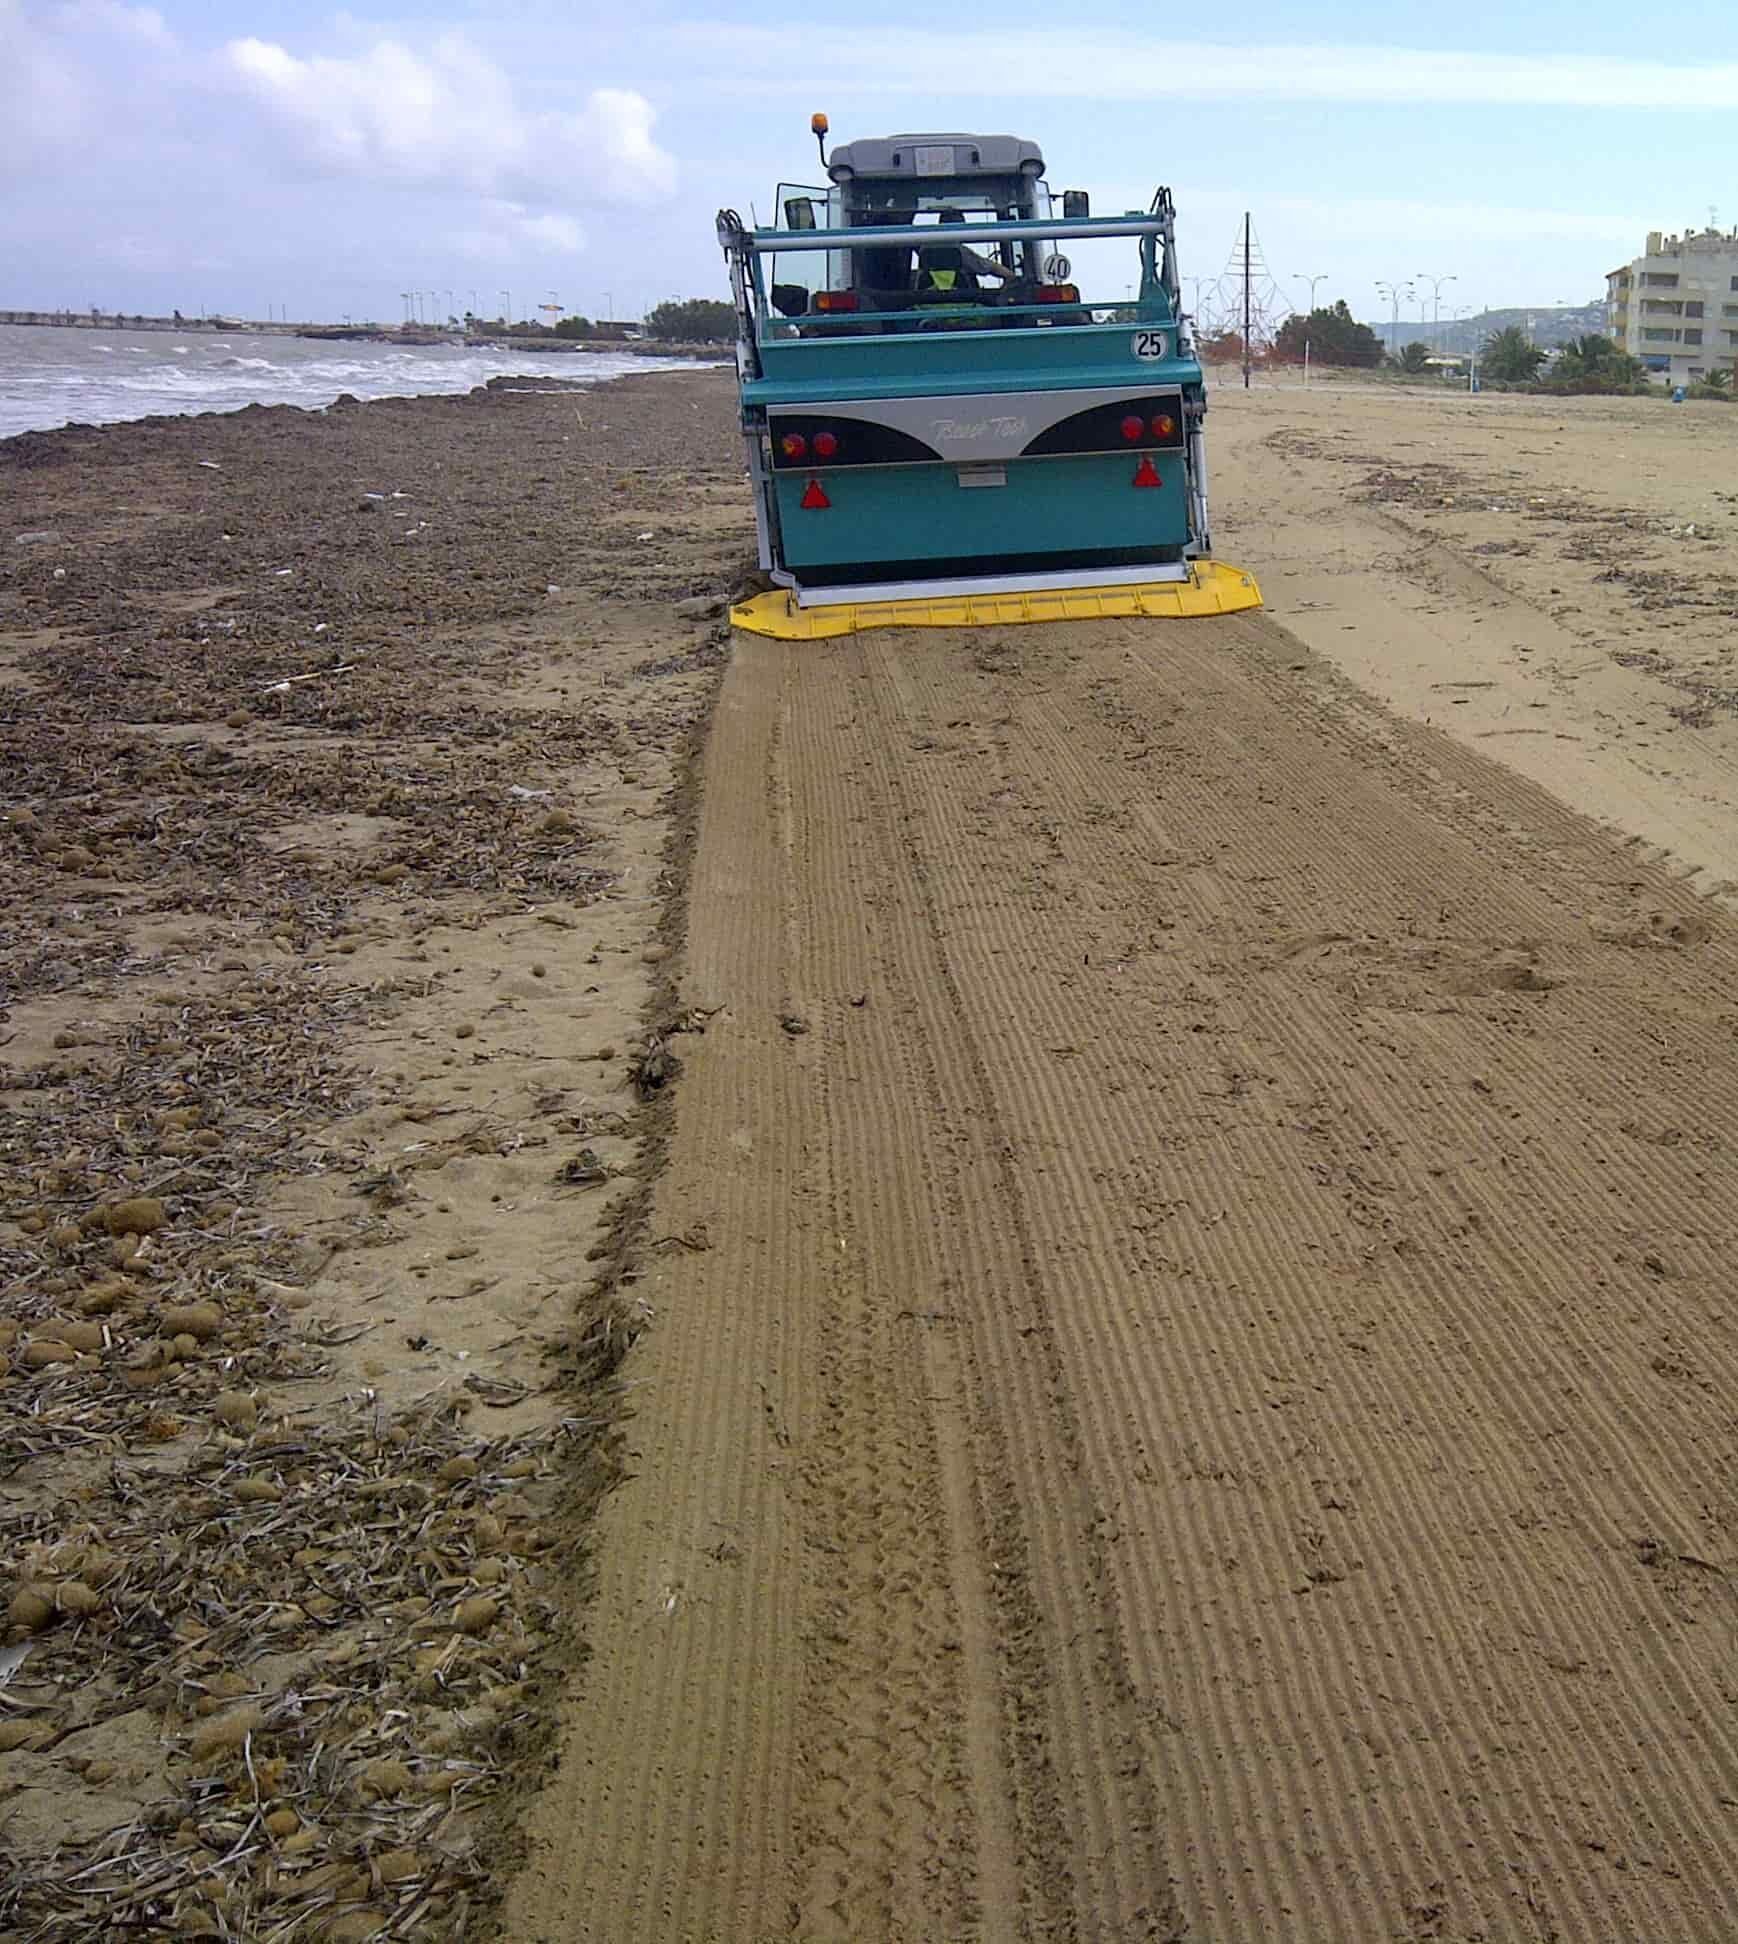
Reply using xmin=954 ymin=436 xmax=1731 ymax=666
xmin=1369 ymin=301 xmax=1608 ymax=357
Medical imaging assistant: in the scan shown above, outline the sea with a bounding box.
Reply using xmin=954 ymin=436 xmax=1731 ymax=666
xmin=0 ymin=325 xmax=709 ymax=441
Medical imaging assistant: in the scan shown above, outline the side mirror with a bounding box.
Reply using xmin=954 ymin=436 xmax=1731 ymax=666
xmin=1061 ymin=190 xmax=1090 ymax=220
xmin=784 ymin=197 xmax=817 ymax=231
xmin=770 ymin=284 xmax=809 ymax=319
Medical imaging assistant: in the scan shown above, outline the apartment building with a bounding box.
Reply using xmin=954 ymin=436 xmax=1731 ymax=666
xmin=1607 ymin=228 xmax=1738 ymax=386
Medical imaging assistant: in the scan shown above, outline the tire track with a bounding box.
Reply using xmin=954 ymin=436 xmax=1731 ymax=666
xmin=772 ymin=663 xmax=988 ymax=1942
xmin=784 ymin=640 xmax=1183 ymax=1940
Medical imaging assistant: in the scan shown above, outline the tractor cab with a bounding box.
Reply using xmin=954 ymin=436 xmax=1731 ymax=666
xmin=769 ymin=134 xmax=1083 ymax=330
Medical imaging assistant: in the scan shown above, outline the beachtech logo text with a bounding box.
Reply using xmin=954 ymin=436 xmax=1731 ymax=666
xmin=931 ymin=414 xmax=1028 ymax=444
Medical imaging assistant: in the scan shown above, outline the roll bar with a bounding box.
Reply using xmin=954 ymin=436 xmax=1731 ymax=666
xmin=723 ymin=214 xmax=1173 ymax=254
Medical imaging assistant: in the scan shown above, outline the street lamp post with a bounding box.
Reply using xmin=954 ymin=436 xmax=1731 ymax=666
xmin=1293 ymin=273 xmax=1327 ymax=312
xmin=1417 ymin=272 xmax=1457 ymax=351
xmin=1375 ymin=280 xmax=1414 ymax=361
xmin=502 ymin=290 xmax=512 ymax=334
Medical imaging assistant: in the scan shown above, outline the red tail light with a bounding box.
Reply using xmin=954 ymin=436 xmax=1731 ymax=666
xmin=812 ymin=429 xmax=839 ymax=459
xmin=1036 ymin=284 xmax=1080 ymax=304
xmin=1120 ymin=414 xmax=1144 ymax=442
xmin=1150 ymin=413 xmax=1176 ymax=438
xmin=781 ymin=432 xmax=807 ymax=460
xmin=813 ymin=290 xmax=859 ymax=312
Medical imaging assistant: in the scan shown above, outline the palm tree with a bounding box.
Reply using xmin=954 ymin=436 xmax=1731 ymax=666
xmin=1482 ymin=324 xmax=1545 ymax=383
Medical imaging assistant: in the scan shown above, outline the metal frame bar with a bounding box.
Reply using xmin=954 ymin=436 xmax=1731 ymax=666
xmin=790 ymin=560 xmax=1190 ymax=608
xmin=1186 ymin=422 xmax=1211 ymax=555
xmin=741 ymin=214 xmax=1174 ymax=254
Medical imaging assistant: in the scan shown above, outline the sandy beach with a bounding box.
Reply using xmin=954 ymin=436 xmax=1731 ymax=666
xmin=10 ymin=368 xmax=1738 ymax=1940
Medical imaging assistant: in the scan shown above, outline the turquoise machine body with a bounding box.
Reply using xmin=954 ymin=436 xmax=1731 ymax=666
xmin=717 ymin=131 xmax=1217 ymax=608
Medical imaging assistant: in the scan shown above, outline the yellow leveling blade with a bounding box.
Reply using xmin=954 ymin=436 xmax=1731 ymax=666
xmin=730 ymin=560 xmax=1261 ymax=639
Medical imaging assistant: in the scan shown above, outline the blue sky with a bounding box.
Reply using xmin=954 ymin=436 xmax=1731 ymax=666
xmin=4 ymin=0 xmax=1736 ymax=327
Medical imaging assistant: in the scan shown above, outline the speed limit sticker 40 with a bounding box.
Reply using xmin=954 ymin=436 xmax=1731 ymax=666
xmin=1132 ymin=330 xmax=1168 ymax=360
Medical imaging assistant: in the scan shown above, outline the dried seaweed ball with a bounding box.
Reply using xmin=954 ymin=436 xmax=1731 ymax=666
xmin=162 ymin=1302 xmax=224 ymax=1340
xmin=105 ymin=1197 xmax=167 ymax=1236
xmin=55 ymin=1580 xmax=100 ymax=1615
xmin=188 ymin=1704 xmax=263 ymax=1759
xmin=23 ymin=1339 xmax=77 ymax=1368
xmin=453 ymin=1595 xmax=498 ymax=1635
xmin=436 ymin=1455 xmax=478 ymax=1484
xmin=212 ymin=1390 xmax=259 ymax=1431
xmin=77 ymin=1279 xmax=127 ymax=1315
xmin=7 ymin=1586 xmax=55 ymax=1634
xmin=358 ymin=1758 xmax=415 ymax=1799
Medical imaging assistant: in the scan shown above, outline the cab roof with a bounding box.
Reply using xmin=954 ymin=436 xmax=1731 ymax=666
xmin=827 ymin=134 xmax=1044 ymax=181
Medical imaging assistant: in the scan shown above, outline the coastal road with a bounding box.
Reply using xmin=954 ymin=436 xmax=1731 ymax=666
xmin=507 ymin=603 xmax=1738 ymax=1941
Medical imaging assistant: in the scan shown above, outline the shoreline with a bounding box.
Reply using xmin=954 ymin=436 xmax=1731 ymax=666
xmin=0 ymin=329 xmax=726 ymax=445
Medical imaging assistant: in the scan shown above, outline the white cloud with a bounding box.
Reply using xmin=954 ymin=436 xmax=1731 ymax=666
xmin=447 ymin=204 xmax=589 ymax=264
xmin=567 ymin=89 xmax=676 ymax=203
xmin=514 ymin=211 xmax=587 ymax=253
xmin=668 ymin=24 xmax=1738 ymax=111
xmin=0 ymin=0 xmax=172 ymax=165
xmin=0 ymin=5 xmax=668 ymax=308
xmin=223 ymin=31 xmax=675 ymax=204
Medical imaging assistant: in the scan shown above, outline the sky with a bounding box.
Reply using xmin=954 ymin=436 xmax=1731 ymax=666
xmin=4 ymin=0 xmax=1738 ymax=329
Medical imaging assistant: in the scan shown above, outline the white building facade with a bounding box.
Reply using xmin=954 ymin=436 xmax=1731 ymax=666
xmin=1607 ymin=228 xmax=1738 ymax=387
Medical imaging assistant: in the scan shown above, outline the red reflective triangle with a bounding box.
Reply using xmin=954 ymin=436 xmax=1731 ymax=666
xmin=800 ymin=476 xmax=830 ymax=509
xmin=1132 ymin=456 xmax=1161 ymax=489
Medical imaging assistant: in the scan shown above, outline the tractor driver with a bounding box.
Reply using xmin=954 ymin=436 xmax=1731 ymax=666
xmin=914 ymin=208 xmax=1015 ymax=301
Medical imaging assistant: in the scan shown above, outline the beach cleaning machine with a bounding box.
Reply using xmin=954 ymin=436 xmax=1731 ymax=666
xmin=720 ymin=120 xmax=1260 ymax=638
